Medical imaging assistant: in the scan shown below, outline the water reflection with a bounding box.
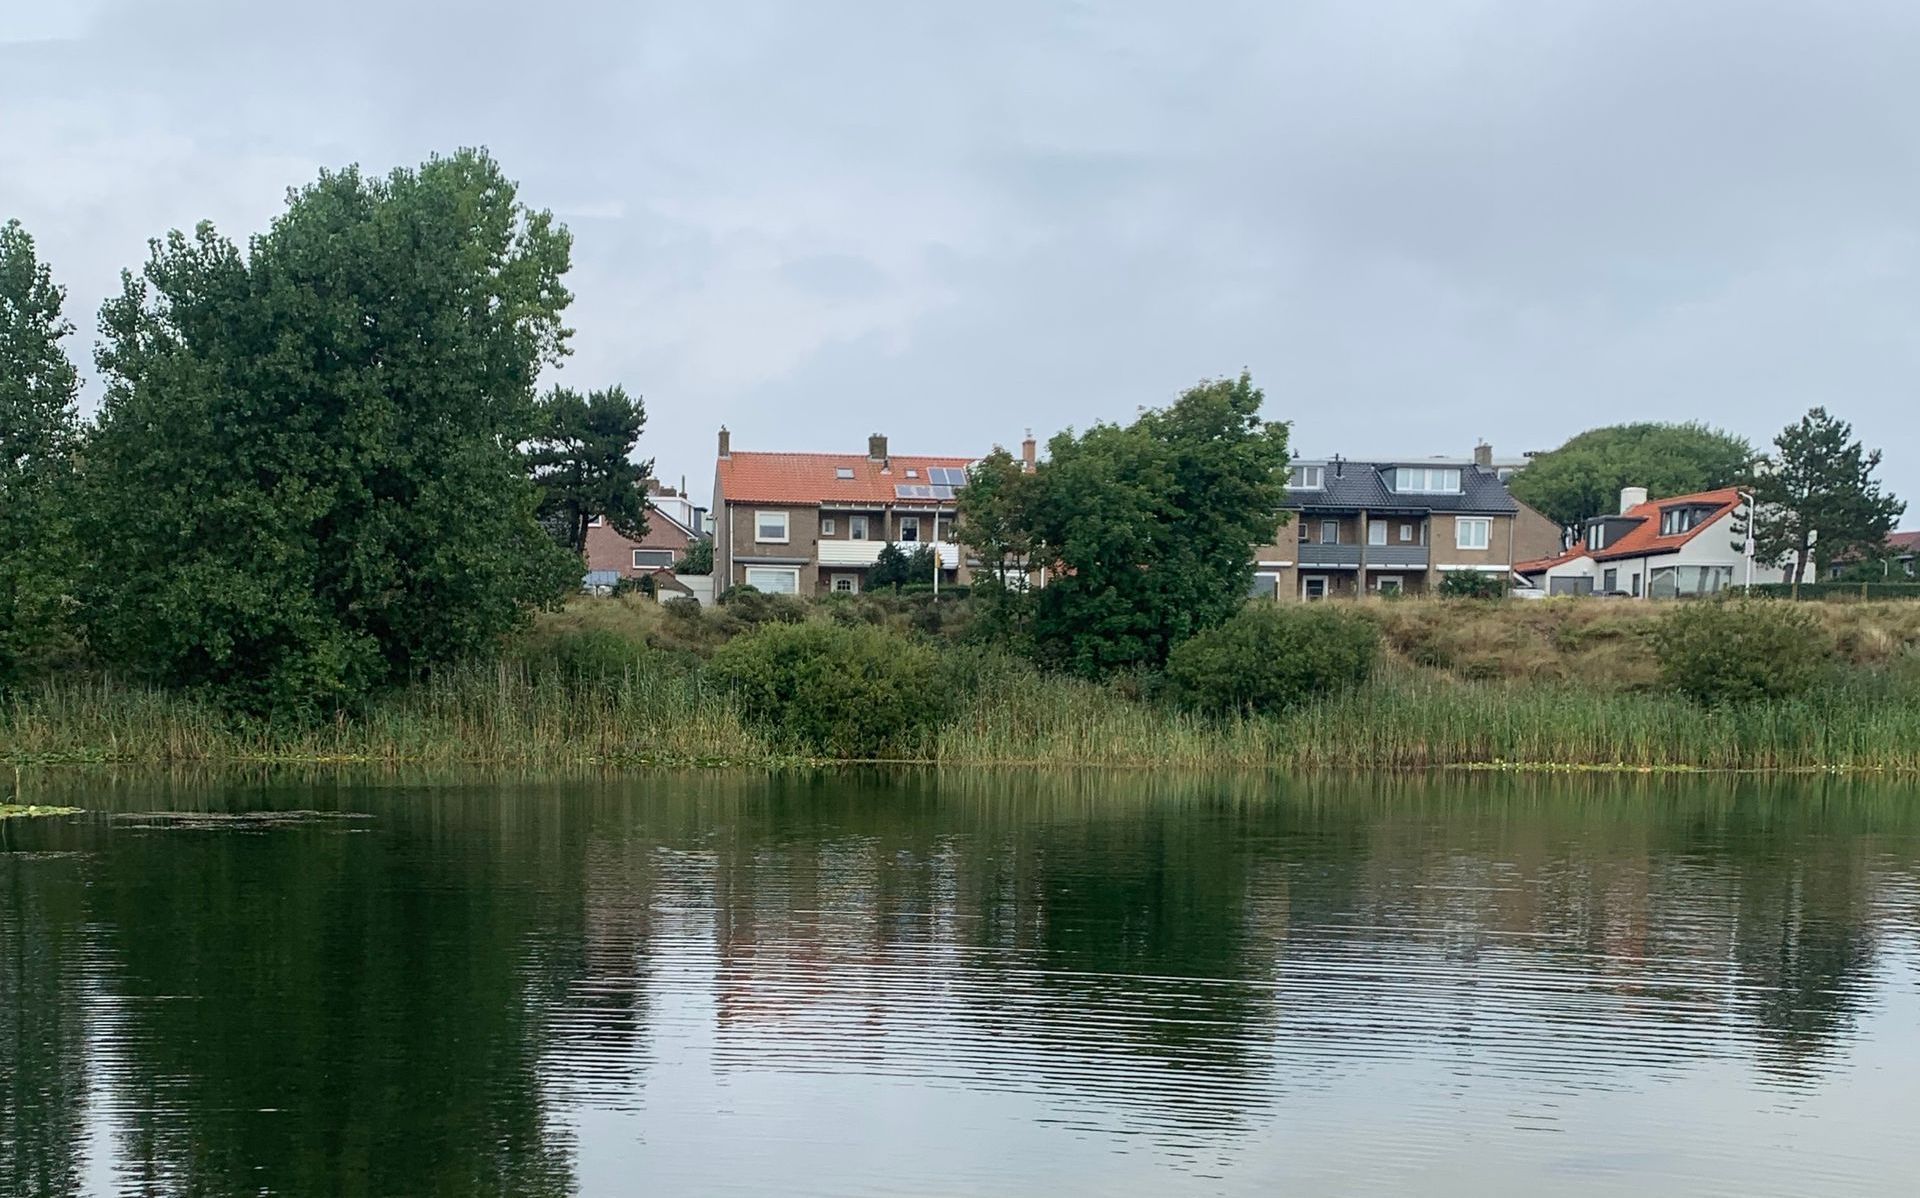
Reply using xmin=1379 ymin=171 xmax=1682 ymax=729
xmin=2 ymin=769 xmax=1918 ymax=1195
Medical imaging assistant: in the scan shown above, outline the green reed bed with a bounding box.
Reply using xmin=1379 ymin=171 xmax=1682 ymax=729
xmin=8 ymin=659 xmax=1919 ymax=773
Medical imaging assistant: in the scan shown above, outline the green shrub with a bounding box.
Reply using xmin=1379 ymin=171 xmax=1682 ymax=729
xmin=1652 ymin=599 xmax=1830 ymax=705
xmin=714 ymin=586 xmax=807 ymax=626
xmin=1164 ymin=605 xmax=1379 ymax=715
xmin=708 ymin=622 xmax=951 ymax=757
xmin=523 ymin=626 xmax=659 ymax=683
xmin=1439 ymin=571 xmax=1507 ymax=599
xmin=1749 ymin=581 xmax=1920 ymax=601
xmin=663 ymin=597 xmax=703 ymax=622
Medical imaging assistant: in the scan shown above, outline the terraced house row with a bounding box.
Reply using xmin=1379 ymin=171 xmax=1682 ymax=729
xmin=709 ymin=431 xmax=1557 ymax=599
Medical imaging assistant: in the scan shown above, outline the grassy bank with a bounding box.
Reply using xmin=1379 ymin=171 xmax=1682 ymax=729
xmin=6 ymin=593 xmax=1920 ymax=772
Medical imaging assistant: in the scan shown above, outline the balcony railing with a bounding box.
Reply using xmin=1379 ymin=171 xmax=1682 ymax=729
xmin=817 ymin=540 xmax=961 ymax=568
xmin=1296 ymin=543 xmax=1429 ymax=568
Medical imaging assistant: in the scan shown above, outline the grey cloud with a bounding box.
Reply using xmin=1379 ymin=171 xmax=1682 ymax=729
xmin=2 ymin=0 xmax=1916 ymax=506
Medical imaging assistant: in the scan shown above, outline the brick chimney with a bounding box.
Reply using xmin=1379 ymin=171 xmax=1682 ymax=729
xmin=1473 ymin=441 xmax=1493 ymax=468
xmin=1021 ymin=429 xmax=1037 ymax=472
xmin=717 ymin=426 xmax=731 ymax=458
xmin=868 ymin=433 xmax=888 ymax=462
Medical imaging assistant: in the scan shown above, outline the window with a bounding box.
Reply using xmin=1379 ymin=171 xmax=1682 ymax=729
xmin=1659 ymin=506 xmax=1706 ymax=536
xmin=899 ymin=517 xmax=920 ymax=542
xmin=1400 ymin=523 xmax=1414 ymax=542
xmin=850 ymin=515 xmax=869 ymax=541
xmin=587 ymin=515 xmax=604 ymax=527
xmin=1587 ymin=524 xmax=1605 ymax=552
xmin=835 ymin=467 xmax=855 ymax=480
xmin=1602 ymin=568 xmax=1618 ymax=593
xmin=1303 ymin=576 xmax=1329 ymax=600
xmin=906 ymin=468 xmax=919 ymax=478
xmin=1289 ymin=465 xmax=1325 ymax=489
xmin=1319 ymin=520 xmax=1339 ymax=545
xmin=1455 ymin=517 xmax=1491 ymax=550
xmin=1297 ymin=521 xmax=1309 ymax=542
xmin=1368 ymin=521 xmax=1387 ymax=546
xmin=820 ymin=517 xmax=836 ymax=537
xmin=1248 ymin=572 xmax=1280 ymax=600
xmin=1389 ymin=467 xmax=1461 ymax=493
xmin=1376 ymin=576 xmax=1403 ymax=595
xmin=831 ymin=573 xmax=859 ymax=594
xmin=632 ymin=549 xmax=673 ymax=569
xmin=754 ymin=511 xmax=788 ymax=543
xmin=1630 ymin=572 xmax=1642 ymax=598
xmin=744 ymin=567 xmax=799 ymax=594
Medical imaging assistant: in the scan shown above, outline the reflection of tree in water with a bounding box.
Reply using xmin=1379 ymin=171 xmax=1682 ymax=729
xmin=1 ymin=849 xmax=90 ymax=1198
xmin=75 ymin=793 xmax=588 ymax=1197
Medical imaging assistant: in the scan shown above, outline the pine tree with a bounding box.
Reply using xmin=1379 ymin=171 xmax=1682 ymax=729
xmin=1745 ymin=407 xmax=1905 ymax=591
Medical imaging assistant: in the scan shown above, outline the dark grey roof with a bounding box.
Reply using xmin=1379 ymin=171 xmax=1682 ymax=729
xmin=1281 ymin=462 xmax=1519 ymax=515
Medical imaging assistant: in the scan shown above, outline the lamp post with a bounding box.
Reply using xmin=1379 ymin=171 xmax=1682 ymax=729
xmin=1736 ymin=489 xmax=1756 ymax=592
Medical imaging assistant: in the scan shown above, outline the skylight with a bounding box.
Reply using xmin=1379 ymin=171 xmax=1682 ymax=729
xmin=835 ymin=467 xmax=855 ymax=480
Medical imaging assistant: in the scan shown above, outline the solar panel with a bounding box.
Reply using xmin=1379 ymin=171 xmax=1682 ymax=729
xmin=894 ymin=484 xmax=933 ymax=499
xmin=930 ymin=485 xmax=955 ymax=500
xmin=927 ymin=466 xmax=969 ymax=487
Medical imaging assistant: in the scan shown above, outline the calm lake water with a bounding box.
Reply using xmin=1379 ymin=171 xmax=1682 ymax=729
xmin=3 ymin=770 xmax=1918 ymax=1197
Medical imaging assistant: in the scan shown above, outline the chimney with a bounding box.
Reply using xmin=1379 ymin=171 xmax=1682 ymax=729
xmin=717 ymin=426 xmax=731 ymax=459
xmin=1620 ymin=486 xmax=1649 ymax=514
xmin=1021 ymin=429 xmax=1036 ymax=472
xmin=868 ymin=433 xmax=888 ymax=462
xmin=1473 ymin=441 xmax=1493 ymax=468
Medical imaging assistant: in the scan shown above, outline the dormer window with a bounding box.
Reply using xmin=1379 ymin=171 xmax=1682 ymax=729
xmin=1288 ymin=465 xmax=1324 ymax=489
xmin=1389 ymin=467 xmax=1461 ymax=494
xmin=1660 ymin=506 xmax=1709 ymax=536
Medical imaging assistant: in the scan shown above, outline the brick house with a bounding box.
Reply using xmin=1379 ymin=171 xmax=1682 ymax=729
xmin=711 ymin=429 xmax=974 ymax=595
xmin=1250 ymin=447 xmax=1561 ymax=600
xmin=582 ymin=480 xmax=707 ymax=593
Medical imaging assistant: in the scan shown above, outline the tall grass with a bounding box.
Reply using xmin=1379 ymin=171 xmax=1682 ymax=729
xmin=11 ymin=659 xmax=1919 ymax=772
xmin=8 ymin=597 xmax=1920 ymax=773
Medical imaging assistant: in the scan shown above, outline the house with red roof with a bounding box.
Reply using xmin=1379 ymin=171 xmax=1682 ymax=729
xmin=1515 ymin=486 xmax=1789 ymax=597
xmin=712 ymin=429 xmax=1001 ymax=595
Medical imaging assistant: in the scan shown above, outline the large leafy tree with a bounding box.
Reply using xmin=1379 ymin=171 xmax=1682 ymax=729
xmin=526 ymin=384 xmax=651 ymax=555
xmin=969 ymin=372 xmax=1289 ymax=676
xmin=0 ymin=219 xmax=80 ymax=689
xmin=1744 ymin=406 xmax=1904 ymax=587
xmin=867 ymin=542 xmax=937 ymax=591
xmin=1510 ymin=422 xmax=1752 ymax=526
xmin=80 ymin=150 xmax=581 ymax=715
xmin=957 ymin=447 xmax=1036 ymax=588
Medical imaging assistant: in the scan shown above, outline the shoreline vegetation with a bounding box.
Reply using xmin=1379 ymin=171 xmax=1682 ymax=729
xmin=6 ymin=595 xmax=1919 ymax=774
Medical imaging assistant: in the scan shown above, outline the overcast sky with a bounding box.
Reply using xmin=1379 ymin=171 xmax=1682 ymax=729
xmin=4 ymin=0 xmax=1917 ymax=511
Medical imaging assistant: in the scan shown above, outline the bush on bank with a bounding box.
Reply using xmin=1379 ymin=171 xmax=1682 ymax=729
xmin=1165 ymin=604 xmax=1379 ymax=715
xmin=709 ymin=621 xmax=952 ymax=758
xmin=1652 ymin=599 xmax=1830 ymax=706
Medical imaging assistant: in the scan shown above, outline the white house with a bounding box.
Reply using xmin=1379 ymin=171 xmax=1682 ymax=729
xmin=1517 ymin=486 xmax=1789 ymax=597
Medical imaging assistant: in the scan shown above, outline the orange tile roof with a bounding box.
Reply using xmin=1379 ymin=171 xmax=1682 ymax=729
xmin=1516 ymin=487 xmax=1745 ymax=574
xmin=716 ymin=451 xmax=975 ymax=506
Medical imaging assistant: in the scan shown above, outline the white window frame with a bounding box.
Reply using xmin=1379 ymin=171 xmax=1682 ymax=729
xmin=1302 ymin=575 xmax=1330 ymax=601
xmin=754 ymin=510 xmax=789 ymax=543
xmin=1289 ymin=465 xmax=1324 ymax=490
xmin=849 ymin=515 xmax=869 ymax=541
xmin=830 ymin=573 xmax=859 ymax=594
xmin=587 ymin=515 xmax=604 ymax=527
xmin=744 ymin=567 xmax=800 ymax=594
xmin=1368 ymin=521 xmax=1387 ymax=547
xmin=1392 ymin=467 xmax=1462 ymax=494
xmin=1319 ymin=520 xmax=1339 ymax=545
xmin=820 ymin=516 xmax=837 ymax=537
xmin=899 ymin=516 xmax=920 ymax=543
xmin=631 ymin=549 xmax=674 ymax=569
xmin=1455 ymin=517 xmax=1491 ymax=550
xmin=1375 ymin=576 xmax=1403 ymax=595
xmin=1400 ymin=523 xmax=1414 ymax=541
xmin=835 ymin=467 xmax=855 ymax=480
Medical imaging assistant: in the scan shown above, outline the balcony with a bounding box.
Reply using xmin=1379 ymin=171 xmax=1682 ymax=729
xmin=817 ymin=540 xmax=961 ymax=568
xmin=1296 ymin=543 xmax=1429 ymax=569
